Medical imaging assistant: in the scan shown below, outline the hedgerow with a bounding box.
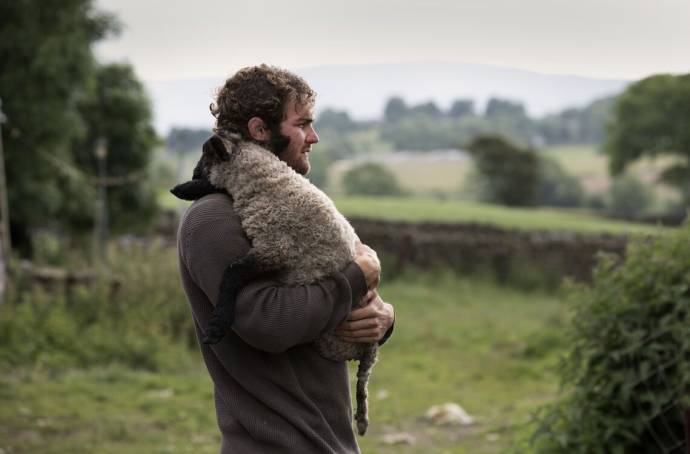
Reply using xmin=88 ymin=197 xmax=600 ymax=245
xmin=529 ymin=224 xmax=690 ymax=453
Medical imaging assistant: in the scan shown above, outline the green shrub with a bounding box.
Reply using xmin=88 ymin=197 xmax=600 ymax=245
xmin=606 ymin=175 xmax=655 ymax=220
xmin=0 ymin=240 xmax=193 ymax=372
xmin=467 ymin=135 xmax=539 ymax=207
xmin=305 ymin=147 xmax=332 ymax=189
xmin=528 ymin=224 xmax=690 ymax=452
xmin=342 ymin=162 xmax=405 ymax=196
xmin=535 ymin=156 xmax=585 ymax=208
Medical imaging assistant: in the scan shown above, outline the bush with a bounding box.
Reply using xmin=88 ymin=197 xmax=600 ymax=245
xmin=606 ymin=175 xmax=655 ymax=220
xmin=467 ymin=135 xmax=539 ymax=207
xmin=535 ymin=157 xmax=585 ymax=208
xmin=528 ymin=224 xmax=690 ymax=452
xmin=342 ymin=162 xmax=405 ymax=196
xmin=0 ymin=240 xmax=193 ymax=372
xmin=306 ymin=148 xmax=332 ymax=189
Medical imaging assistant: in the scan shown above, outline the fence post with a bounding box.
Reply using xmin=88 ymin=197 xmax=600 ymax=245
xmin=94 ymin=138 xmax=109 ymax=267
xmin=0 ymin=98 xmax=10 ymax=261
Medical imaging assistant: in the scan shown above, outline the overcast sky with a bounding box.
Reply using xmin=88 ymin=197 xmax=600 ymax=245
xmin=94 ymin=0 xmax=690 ymax=82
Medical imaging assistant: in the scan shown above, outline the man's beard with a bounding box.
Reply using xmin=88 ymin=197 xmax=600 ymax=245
xmin=266 ymin=124 xmax=291 ymax=156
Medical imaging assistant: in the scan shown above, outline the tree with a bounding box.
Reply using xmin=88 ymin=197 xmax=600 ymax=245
xmin=535 ymin=156 xmax=585 ymax=208
xmin=605 ymin=74 xmax=690 ymax=202
xmin=0 ymin=0 xmax=117 ymax=250
xmin=538 ymin=96 xmax=616 ymax=145
xmin=449 ymin=99 xmax=474 ymax=119
xmin=383 ymin=96 xmax=408 ymax=123
xmin=166 ymin=128 xmax=211 ymax=154
xmin=484 ymin=98 xmax=527 ymax=119
xmin=579 ymin=96 xmax=615 ymax=144
xmin=380 ymin=116 xmax=474 ymax=151
xmin=342 ymin=163 xmax=405 ymax=196
xmin=316 ymin=109 xmax=358 ymax=133
xmin=410 ymin=101 xmax=442 ymax=118
xmin=605 ymin=175 xmax=655 ymax=220
xmin=483 ymin=98 xmax=535 ymax=145
xmin=305 ymin=148 xmax=332 ymax=189
xmin=468 ymin=135 xmax=538 ymax=206
xmin=71 ymin=63 xmax=159 ymax=232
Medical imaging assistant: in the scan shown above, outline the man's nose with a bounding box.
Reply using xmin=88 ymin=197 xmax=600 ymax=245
xmin=308 ymin=127 xmax=319 ymax=144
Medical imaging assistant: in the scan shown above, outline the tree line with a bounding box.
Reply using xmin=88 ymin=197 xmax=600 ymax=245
xmin=377 ymin=95 xmax=614 ymax=149
xmin=165 ymin=94 xmax=615 ymax=156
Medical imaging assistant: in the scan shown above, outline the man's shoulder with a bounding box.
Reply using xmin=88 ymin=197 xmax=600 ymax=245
xmin=177 ymin=193 xmax=241 ymax=240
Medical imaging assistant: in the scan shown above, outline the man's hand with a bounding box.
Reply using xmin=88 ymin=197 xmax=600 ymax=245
xmin=354 ymin=241 xmax=380 ymax=290
xmin=335 ymin=290 xmax=394 ymax=343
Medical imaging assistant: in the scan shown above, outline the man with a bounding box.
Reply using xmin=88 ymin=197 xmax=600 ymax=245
xmin=175 ymin=64 xmax=394 ymax=453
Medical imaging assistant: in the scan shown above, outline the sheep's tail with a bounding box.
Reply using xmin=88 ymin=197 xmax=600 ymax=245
xmin=354 ymin=344 xmax=378 ymax=436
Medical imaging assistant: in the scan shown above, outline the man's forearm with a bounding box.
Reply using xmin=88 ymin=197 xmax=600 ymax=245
xmin=232 ymin=262 xmax=368 ymax=353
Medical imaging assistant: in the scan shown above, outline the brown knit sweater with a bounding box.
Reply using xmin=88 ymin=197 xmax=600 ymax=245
xmin=177 ymin=193 xmax=369 ymax=453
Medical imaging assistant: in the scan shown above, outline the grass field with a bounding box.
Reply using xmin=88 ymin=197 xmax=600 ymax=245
xmin=0 ymin=273 xmax=567 ymax=453
xmin=333 ymin=196 xmax=667 ymax=234
xmin=326 ymin=144 xmax=682 ymax=204
xmin=539 ymin=145 xmax=609 ymax=193
xmin=329 ymin=157 xmax=471 ymax=196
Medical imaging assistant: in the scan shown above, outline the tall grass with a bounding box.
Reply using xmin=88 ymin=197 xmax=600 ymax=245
xmin=0 ymin=239 xmax=194 ymax=372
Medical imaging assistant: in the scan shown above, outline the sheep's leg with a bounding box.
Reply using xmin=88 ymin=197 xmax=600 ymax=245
xmin=203 ymin=254 xmax=264 ymax=344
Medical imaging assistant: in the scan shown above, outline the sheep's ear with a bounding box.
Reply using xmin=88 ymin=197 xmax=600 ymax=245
xmin=191 ymin=158 xmax=204 ymax=179
xmin=205 ymin=135 xmax=231 ymax=161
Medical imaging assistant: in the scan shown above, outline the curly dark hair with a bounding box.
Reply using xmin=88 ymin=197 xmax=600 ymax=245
xmin=210 ymin=64 xmax=316 ymax=141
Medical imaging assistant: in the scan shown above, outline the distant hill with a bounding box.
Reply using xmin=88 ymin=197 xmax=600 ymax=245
xmin=146 ymin=62 xmax=630 ymax=134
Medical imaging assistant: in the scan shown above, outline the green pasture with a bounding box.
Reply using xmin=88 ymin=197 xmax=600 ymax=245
xmin=539 ymin=145 xmax=609 ymax=193
xmin=329 ymin=159 xmax=471 ymax=196
xmin=0 ymin=271 xmax=566 ymax=454
xmin=325 ymin=144 xmax=681 ymax=204
xmin=540 ymin=144 xmax=679 ymax=197
xmin=333 ymin=196 xmax=666 ymax=234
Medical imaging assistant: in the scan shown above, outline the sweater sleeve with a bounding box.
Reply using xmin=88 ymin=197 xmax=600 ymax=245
xmin=233 ymin=262 xmax=367 ymax=353
xmin=183 ymin=214 xmax=368 ymax=354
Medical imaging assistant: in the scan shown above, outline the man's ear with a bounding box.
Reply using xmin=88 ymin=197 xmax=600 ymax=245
xmin=247 ymin=117 xmax=270 ymax=141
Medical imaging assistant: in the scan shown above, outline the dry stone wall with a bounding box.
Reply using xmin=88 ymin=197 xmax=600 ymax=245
xmin=349 ymin=218 xmax=629 ymax=283
xmin=157 ymin=209 xmax=630 ymax=283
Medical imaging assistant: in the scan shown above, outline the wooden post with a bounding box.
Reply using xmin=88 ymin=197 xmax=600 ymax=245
xmin=0 ymin=98 xmax=9 ymax=303
xmin=0 ymin=98 xmax=10 ymax=260
xmin=94 ymin=138 xmax=108 ymax=267
xmin=0 ymin=235 xmax=5 ymax=304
